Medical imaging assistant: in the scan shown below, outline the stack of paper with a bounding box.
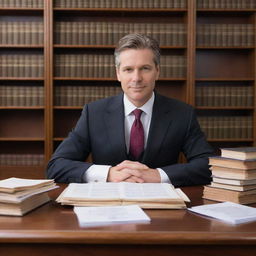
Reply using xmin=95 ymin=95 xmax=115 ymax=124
xmin=0 ymin=177 xmax=58 ymax=216
xmin=57 ymin=182 xmax=190 ymax=209
xmin=74 ymin=205 xmax=150 ymax=227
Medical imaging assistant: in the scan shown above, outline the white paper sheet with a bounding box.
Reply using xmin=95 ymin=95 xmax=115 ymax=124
xmin=188 ymin=202 xmax=256 ymax=224
xmin=74 ymin=204 xmax=151 ymax=227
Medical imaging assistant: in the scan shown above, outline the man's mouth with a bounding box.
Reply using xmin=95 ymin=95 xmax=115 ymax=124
xmin=129 ymin=85 xmax=144 ymax=89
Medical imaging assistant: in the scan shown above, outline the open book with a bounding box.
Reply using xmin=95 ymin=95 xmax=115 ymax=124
xmin=56 ymin=182 xmax=190 ymax=209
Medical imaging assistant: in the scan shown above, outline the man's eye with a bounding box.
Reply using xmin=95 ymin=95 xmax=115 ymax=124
xmin=143 ymin=67 xmax=150 ymax=70
xmin=124 ymin=68 xmax=132 ymax=72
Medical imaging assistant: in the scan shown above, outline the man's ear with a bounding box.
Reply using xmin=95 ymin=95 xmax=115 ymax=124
xmin=116 ymin=67 xmax=121 ymax=82
xmin=156 ymin=65 xmax=160 ymax=80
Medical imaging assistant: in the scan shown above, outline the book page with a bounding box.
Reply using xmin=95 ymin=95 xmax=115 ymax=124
xmin=74 ymin=205 xmax=150 ymax=227
xmin=61 ymin=183 xmax=121 ymax=200
xmin=120 ymin=182 xmax=182 ymax=200
xmin=188 ymin=202 xmax=256 ymax=224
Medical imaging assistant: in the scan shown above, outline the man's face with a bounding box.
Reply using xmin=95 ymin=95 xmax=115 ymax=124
xmin=116 ymin=48 xmax=160 ymax=107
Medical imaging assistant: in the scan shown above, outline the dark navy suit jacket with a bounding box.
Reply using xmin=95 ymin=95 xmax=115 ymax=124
xmin=47 ymin=92 xmax=214 ymax=186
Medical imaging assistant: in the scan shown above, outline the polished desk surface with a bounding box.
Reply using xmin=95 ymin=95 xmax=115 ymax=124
xmin=0 ymin=184 xmax=256 ymax=244
xmin=0 ymin=184 xmax=256 ymax=256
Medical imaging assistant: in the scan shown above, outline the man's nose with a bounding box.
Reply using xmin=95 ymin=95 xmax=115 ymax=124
xmin=132 ymin=70 xmax=142 ymax=82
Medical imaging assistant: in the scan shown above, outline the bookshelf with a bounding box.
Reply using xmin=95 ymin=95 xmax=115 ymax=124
xmin=0 ymin=0 xmax=45 ymax=178
xmin=194 ymin=1 xmax=256 ymax=153
xmin=0 ymin=0 xmax=255 ymax=179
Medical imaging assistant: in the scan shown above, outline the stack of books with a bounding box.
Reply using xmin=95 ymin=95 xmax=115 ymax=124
xmin=204 ymin=147 xmax=256 ymax=204
xmin=0 ymin=177 xmax=57 ymax=216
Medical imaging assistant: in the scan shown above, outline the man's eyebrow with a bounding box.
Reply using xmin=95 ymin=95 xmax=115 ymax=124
xmin=120 ymin=65 xmax=132 ymax=70
xmin=121 ymin=64 xmax=153 ymax=68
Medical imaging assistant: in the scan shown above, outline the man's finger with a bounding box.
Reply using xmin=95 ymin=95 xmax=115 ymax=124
xmin=118 ymin=161 xmax=149 ymax=170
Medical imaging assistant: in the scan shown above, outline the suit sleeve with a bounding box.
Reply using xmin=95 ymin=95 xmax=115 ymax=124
xmin=46 ymin=105 xmax=93 ymax=183
xmin=161 ymin=109 xmax=214 ymax=187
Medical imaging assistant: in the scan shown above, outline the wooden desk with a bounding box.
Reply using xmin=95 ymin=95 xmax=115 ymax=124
xmin=0 ymin=185 xmax=256 ymax=256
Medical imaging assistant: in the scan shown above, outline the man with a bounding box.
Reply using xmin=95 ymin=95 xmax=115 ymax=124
xmin=47 ymin=34 xmax=214 ymax=187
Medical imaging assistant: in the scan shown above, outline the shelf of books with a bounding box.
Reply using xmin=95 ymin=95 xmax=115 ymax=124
xmin=194 ymin=2 xmax=256 ymax=153
xmin=0 ymin=0 xmax=45 ymax=178
xmin=53 ymin=0 xmax=188 ymax=9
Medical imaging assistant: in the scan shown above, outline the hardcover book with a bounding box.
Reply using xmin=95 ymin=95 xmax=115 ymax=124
xmin=0 ymin=193 xmax=50 ymax=216
xmin=221 ymin=147 xmax=256 ymax=160
xmin=209 ymin=156 xmax=256 ymax=170
xmin=210 ymin=166 xmax=256 ymax=180
xmin=203 ymin=185 xmax=256 ymax=205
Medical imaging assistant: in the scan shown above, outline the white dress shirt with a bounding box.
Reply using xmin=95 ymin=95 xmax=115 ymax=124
xmin=83 ymin=92 xmax=171 ymax=183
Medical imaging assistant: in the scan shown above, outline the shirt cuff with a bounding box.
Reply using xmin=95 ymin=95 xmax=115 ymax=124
xmin=157 ymin=168 xmax=171 ymax=184
xmin=83 ymin=164 xmax=111 ymax=183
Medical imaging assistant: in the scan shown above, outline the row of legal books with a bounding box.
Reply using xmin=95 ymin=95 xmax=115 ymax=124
xmin=1 ymin=0 xmax=255 ymax=9
xmin=54 ymin=54 xmax=116 ymax=78
xmin=0 ymin=154 xmax=44 ymax=166
xmin=204 ymin=147 xmax=256 ymax=204
xmin=54 ymin=54 xmax=186 ymax=78
xmin=198 ymin=116 xmax=253 ymax=139
xmin=0 ymin=178 xmax=57 ymax=216
xmin=0 ymin=85 xmax=44 ymax=106
xmin=0 ymin=22 xmax=44 ymax=45
xmin=54 ymin=85 xmax=122 ymax=106
xmin=0 ymin=54 xmax=44 ymax=77
xmin=197 ymin=0 xmax=256 ymax=9
xmin=196 ymin=24 xmax=254 ymax=47
xmin=0 ymin=0 xmax=43 ymax=8
xmin=195 ymin=85 xmax=254 ymax=107
xmin=54 ymin=0 xmax=187 ymax=8
xmin=54 ymin=22 xmax=186 ymax=46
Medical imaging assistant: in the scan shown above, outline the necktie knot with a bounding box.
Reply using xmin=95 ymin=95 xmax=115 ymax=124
xmin=133 ymin=109 xmax=143 ymax=120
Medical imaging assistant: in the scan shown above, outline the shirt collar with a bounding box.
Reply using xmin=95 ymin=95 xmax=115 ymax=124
xmin=123 ymin=92 xmax=155 ymax=116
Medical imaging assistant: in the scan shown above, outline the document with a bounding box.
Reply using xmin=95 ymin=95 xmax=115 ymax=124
xmin=188 ymin=202 xmax=256 ymax=224
xmin=74 ymin=205 xmax=151 ymax=227
xmin=57 ymin=182 xmax=190 ymax=209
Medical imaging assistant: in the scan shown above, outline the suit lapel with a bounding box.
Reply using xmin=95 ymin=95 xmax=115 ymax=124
xmin=103 ymin=93 xmax=128 ymax=161
xmin=142 ymin=94 xmax=173 ymax=163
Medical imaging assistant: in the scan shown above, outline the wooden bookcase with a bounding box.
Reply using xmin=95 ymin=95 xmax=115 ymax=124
xmin=195 ymin=3 xmax=256 ymax=153
xmin=0 ymin=0 xmax=255 ymax=179
xmin=0 ymin=1 xmax=45 ymax=178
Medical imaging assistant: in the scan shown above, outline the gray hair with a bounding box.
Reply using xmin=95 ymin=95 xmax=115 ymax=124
xmin=114 ymin=34 xmax=160 ymax=68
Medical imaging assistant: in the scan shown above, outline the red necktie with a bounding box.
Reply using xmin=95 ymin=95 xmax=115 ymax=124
xmin=129 ymin=109 xmax=144 ymax=160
